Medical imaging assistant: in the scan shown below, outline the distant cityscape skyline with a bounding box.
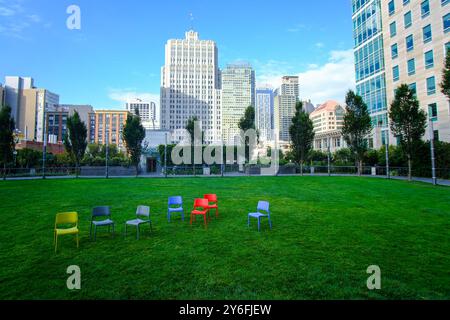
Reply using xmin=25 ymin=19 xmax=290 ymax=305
xmin=0 ymin=0 xmax=355 ymax=110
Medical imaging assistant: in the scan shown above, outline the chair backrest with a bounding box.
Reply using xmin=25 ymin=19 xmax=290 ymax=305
xmin=136 ymin=205 xmax=150 ymax=218
xmin=204 ymin=194 xmax=217 ymax=203
xmin=92 ymin=206 xmax=111 ymax=218
xmin=194 ymin=198 xmax=209 ymax=210
xmin=257 ymin=201 xmax=270 ymax=215
xmin=55 ymin=212 xmax=78 ymax=227
xmin=168 ymin=196 xmax=182 ymax=207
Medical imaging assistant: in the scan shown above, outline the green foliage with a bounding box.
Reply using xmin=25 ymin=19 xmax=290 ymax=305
xmin=308 ymin=150 xmax=328 ymax=165
xmin=185 ymin=116 xmax=204 ymax=144
xmin=389 ymin=84 xmax=427 ymax=180
xmin=342 ymin=90 xmax=372 ymax=173
xmin=333 ymin=148 xmax=355 ymax=165
xmin=0 ymin=105 xmax=16 ymax=174
xmin=441 ymin=48 xmax=450 ymax=100
xmin=82 ymin=143 xmax=129 ymax=167
xmin=16 ymin=148 xmax=41 ymax=168
xmin=64 ymin=111 xmax=88 ymax=177
xmin=289 ymin=101 xmax=315 ymax=168
xmin=122 ymin=114 xmax=146 ymax=175
xmin=238 ymin=106 xmax=258 ymax=162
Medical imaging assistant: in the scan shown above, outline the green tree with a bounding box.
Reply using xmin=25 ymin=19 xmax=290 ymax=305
xmin=122 ymin=113 xmax=145 ymax=176
xmin=389 ymin=84 xmax=427 ymax=181
xmin=289 ymin=101 xmax=315 ymax=175
xmin=185 ymin=116 xmax=204 ymax=174
xmin=0 ymin=105 xmax=16 ymax=180
xmin=441 ymin=48 xmax=450 ymax=100
xmin=238 ymin=106 xmax=258 ymax=163
xmin=63 ymin=111 xmax=88 ymax=178
xmin=342 ymin=90 xmax=372 ymax=175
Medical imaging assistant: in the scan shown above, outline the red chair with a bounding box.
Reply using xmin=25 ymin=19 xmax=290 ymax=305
xmin=204 ymin=194 xmax=219 ymax=218
xmin=191 ymin=198 xmax=210 ymax=229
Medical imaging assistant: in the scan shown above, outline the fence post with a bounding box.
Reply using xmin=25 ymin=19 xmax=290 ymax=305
xmin=327 ymin=137 xmax=331 ymax=177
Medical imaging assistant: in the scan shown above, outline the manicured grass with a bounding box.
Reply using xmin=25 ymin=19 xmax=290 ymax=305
xmin=0 ymin=176 xmax=449 ymax=300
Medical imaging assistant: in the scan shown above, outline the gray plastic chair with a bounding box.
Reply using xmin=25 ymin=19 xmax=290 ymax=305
xmin=90 ymin=206 xmax=115 ymax=241
xmin=125 ymin=206 xmax=152 ymax=240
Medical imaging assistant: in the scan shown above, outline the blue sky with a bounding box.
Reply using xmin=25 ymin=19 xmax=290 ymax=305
xmin=0 ymin=0 xmax=356 ymax=110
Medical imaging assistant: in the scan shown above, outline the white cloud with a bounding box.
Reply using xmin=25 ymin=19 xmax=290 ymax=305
xmin=0 ymin=0 xmax=45 ymax=39
xmin=256 ymin=49 xmax=355 ymax=106
xmin=315 ymin=42 xmax=325 ymax=49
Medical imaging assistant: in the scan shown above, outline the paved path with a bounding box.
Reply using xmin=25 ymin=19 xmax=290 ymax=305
xmin=2 ymin=173 xmax=449 ymax=186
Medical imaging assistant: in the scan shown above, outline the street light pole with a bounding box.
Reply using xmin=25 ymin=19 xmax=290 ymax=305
xmin=327 ymin=137 xmax=331 ymax=177
xmin=429 ymin=120 xmax=437 ymax=186
xmin=42 ymin=110 xmax=47 ymax=180
xmin=221 ymin=139 xmax=225 ymax=178
xmin=164 ymin=133 xmax=168 ymax=178
xmin=384 ymin=128 xmax=390 ymax=179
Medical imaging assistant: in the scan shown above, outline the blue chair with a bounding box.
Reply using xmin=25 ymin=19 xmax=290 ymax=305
xmin=125 ymin=206 xmax=152 ymax=240
xmin=248 ymin=201 xmax=272 ymax=232
xmin=168 ymin=196 xmax=184 ymax=222
xmin=90 ymin=206 xmax=115 ymax=241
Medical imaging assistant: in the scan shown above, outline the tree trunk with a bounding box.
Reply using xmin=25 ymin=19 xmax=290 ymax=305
xmin=3 ymin=162 xmax=6 ymax=181
xmin=136 ymin=164 xmax=139 ymax=178
xmin=407 ymin=156 xmax=412 ymax=182
xmin=300 ymin=161 xmax=304 ymax=176
xmin=358 ymin=160 xmax=363 ymax=176
xmin=75 ymin=161 xmax=79 ymax=179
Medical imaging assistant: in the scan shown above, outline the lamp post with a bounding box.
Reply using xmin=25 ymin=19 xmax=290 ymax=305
xmin=164 ymin=132 xmax=168 ymax=178
xmin=327 ymin=137 xmax=331 ymax=177
xmin=429 ymin=120 xmax=437 ymax=186
xmin=105 ymin=135 xmax=109 ymax=179
xmin=221 ymin=139 xmax=225 ymax=178
xmin=383 ymin=127 xmax=390 ymax=179
xmin=42 ymin=110 xmax=47 ymax=180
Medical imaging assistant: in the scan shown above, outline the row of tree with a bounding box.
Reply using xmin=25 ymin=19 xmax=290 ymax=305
xmin=0 ymin=106 xmax=146 ymax=179
xmin=289 ymin=49 xmax=450 ymax=181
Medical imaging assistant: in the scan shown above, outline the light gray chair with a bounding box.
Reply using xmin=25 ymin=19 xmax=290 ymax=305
xmin=125 ymin=206 xmax=153 ymax=240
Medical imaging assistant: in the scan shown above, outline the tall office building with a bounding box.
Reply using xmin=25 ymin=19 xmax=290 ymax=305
xmin=88 ymin=110 xmax=129 ymax=151
xmin=221 ymin=63 xmax=255 ymax=143
xmin=274 ymin=76 xmax=299 ymax=142
xmin=256 ymin=87 xmax=274 ymax=142
xmin=382 ymin=0 xmax=450 ymax=142
xmin=0 ymin=84 xmax=4 ymax=106
xmin=352 ymin=0 xmax=388 ymax=148
xmin=352 ymin=0 xmax=450 ymax=146
xmin=160 ymin=30 xmax=222 ymax=144
xmin=4 ymin=76 xmax=35 ymax=125
xmin=47 ymin=105 xmax=94 ymax=143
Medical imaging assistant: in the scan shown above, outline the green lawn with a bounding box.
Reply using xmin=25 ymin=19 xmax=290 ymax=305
xmin=0 ymin=176 xmax=449 ymax=300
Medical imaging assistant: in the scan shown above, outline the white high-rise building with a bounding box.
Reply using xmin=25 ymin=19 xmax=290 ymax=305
xmin=221 ymin=63 xmax=255 ymax=143
xmin=256 ymin=88 xmax=274 ymax=142
xmin=4 ymin=76 xmax=34 ymax=124
xmin=274 ymin=76 xmax=299 ymax=142
xmin=160 ymin=30 xmax=222 ymax=144
xmin=126 ymin=98 xmax=159 ymax=129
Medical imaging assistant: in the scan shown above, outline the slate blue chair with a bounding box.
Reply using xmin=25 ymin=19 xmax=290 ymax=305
xmin=90 ymin=206 xmax=115 ymax=241
xmin=125 ymin=206 xmax=152 ymax=240
xmin=248 ymin=201 xmax=272 ymax=232
xmin=168 ymin=196 xmax=184 ymax=222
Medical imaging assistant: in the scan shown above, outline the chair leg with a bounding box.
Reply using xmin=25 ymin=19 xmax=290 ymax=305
xmin=137 ymin=225 xmax=140 ymax=240
xmin=269 ymin=218 xmax=272 ymax=230
xmin=149 ymin=221 xmax=153 ymax=233
xmin=112 ymin=224 xmax=115 ymax=238
xmin=168 ymin=212 xmax=171 ymax=223
xmin=216 ymin=208 xmax=219 ymax=218
xmin=190 ymin=214 xmax=193 ymax=225
xmin=258 ymin=218 xmax=261 ymax=232
xmin=94 ymin=226 xmax=97 ymax=241
xmin=203 ymin=215 xmax=207 ymax=229
xmin=248 ymin=216 xmax=250 ymax=227
xmin=89 ymin=223 xmax=92 ymax=240
xmin=181 ymin=211 xmax=185 ymax=222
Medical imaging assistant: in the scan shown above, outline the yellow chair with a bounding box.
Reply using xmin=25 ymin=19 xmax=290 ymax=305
xmin=54 ymin=212 xmax=79 ymax=252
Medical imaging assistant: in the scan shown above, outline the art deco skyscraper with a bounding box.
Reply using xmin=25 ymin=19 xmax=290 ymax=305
xmin=160 ymin=30 xmax=222 ymax=144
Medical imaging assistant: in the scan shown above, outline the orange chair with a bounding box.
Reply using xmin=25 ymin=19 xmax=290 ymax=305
xmin=191 ymin=198 xmax=210 ymax=229
xmin=204 ymin=194 xmax=219 ymax=218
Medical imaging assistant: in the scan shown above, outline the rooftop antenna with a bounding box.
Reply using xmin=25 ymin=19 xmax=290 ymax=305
xmin=189 ymin=13 xmax=194 ymax=31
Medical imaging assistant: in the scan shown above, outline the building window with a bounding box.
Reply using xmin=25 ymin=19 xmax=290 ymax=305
xmin=424 ymin=50 xmax=434 ymax=69
xmin=406 ymin=34 xmax=414 ymax=51
xmin=407 ymin=58 xmax=415 ymax=75
xmin=389 ymin=0 xmax=396 ymax=15
xmin=404 ymin=11 xmax=412 ymax=28
xmin=403 ymin=0 xmax=410 ymax=4
xmin=409 ymin=83 xmax=417 ymax=96
xmin=391 ymin=43 xmax=398 ymax=59
xmin=423 ymin=24 xmax=432 ymax=43
xmin=427 ymin=76 xmax=436 ymax=95
xmin=390 ymin=22 xmax=397 ymax=37
xmin=444 ymin=13 xmax=450 ymax=33
xmin=421 ymin=0 xmax=430 ymax=18
xmin=428 ymin=103 xmax=438 ymax=121
xmin=393 ymin=66 xmax=400 ymax=81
